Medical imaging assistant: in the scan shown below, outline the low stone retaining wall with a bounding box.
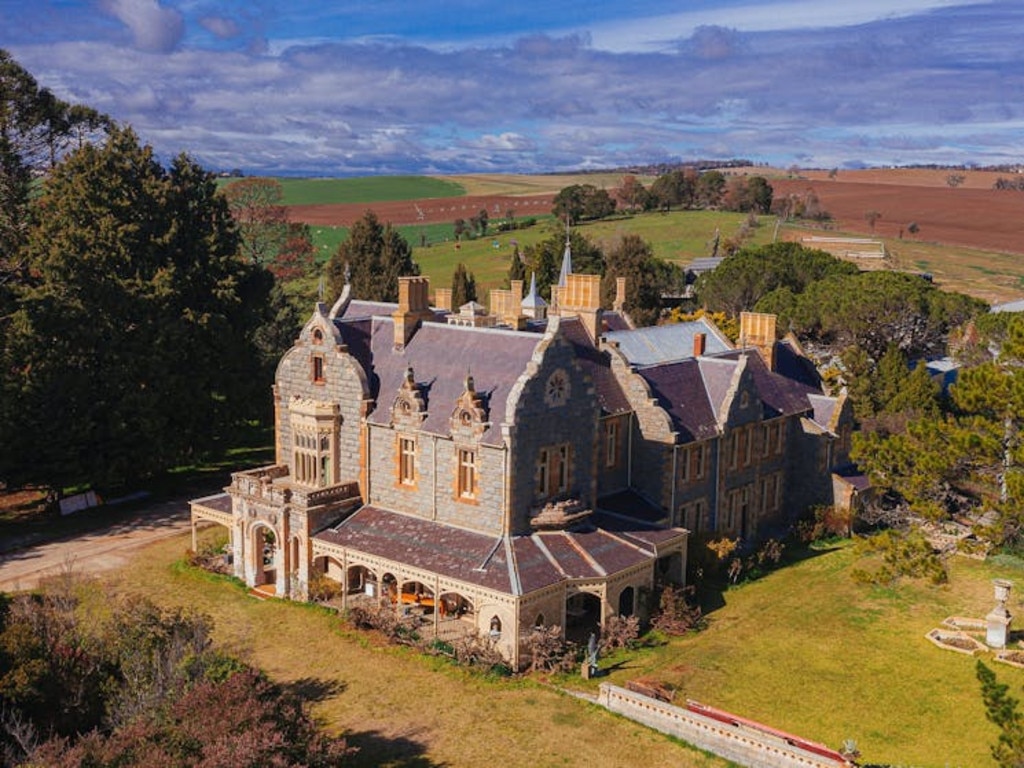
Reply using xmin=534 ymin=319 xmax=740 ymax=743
xmin=596 ymin=684 xmax=853 ymax=768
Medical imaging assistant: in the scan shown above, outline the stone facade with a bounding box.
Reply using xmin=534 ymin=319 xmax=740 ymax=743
xmin=191 ymin=273 xmax=857 ymax=668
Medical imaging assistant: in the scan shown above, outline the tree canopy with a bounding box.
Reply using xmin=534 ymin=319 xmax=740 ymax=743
xmin=0 ymin=126 xmax=272 ymax=494
xmin=325 ymin=210 xmax=419 ymax=302
xmin=602 ymin=233 xmax=680 ymax=327
xmin=551 ymin=184 xmax=616 ymax=224
xmin=521 ymin=230 xmax=604 ymax=301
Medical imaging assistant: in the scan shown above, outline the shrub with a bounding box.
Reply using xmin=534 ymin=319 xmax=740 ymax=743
xmin=851 ymin=528 xmax=948 ymax=586
xmin=601 ymin=615 xmax=641 ymax=652
xmin=650 ymin=585 xmax=704 ymax=635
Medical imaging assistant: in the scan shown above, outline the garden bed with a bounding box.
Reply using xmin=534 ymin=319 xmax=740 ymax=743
xmin=926 ymin=629 xmax=988 ymax=656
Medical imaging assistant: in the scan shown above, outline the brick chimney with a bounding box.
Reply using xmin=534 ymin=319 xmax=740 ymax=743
xmin=693 ymin=332 xmax=706 ymax=357
xmin=435 ymin=287 xmax=452 ymax=312
xmin=739 ymin=311 xmax=777 ymax=370
xmin=393 ymin=276 xmax=433 ymax=349
xmin=613 ymin=277 xmax=627 ymax=312
xmin=559 ymin=273 xmax=603 ymax=341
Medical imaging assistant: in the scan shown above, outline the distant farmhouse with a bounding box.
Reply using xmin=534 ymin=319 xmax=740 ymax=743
xmin=191 ymin=241 xmax=858 ymax=668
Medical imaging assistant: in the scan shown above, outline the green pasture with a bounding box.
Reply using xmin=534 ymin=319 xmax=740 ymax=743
xmin=94 ymin=530 xmax=1015 ymax=767
xmin=310 ymin=210 xmax=775 ymax=297
xmin=219 ymin=175 xmax=466 ymax=206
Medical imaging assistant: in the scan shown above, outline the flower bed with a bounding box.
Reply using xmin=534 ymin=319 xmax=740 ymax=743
xmin=926 ymin=629 xmax=987 ymax=656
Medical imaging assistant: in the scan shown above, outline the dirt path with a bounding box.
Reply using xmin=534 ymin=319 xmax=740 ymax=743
xmin=0 ymin=496 xmax=193 ymax=592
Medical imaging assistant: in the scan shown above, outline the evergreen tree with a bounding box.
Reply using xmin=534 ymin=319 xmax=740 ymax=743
xmin=506 ymin=246 xmax=526 ymax=286
xmin=522 ymin=231 xmax=604 ymax=300
xmin=451 ymin=262 xmax=477 ymax=308
xmin=602 ymin=233 xmax=679 ymax=327
xmin=977 ymin=660 xmax=1024 ymax=767
xmin=326 ymin=211 xmax=419 ymax=302
xmin=0 ymin=127 xmax=264 ymax=494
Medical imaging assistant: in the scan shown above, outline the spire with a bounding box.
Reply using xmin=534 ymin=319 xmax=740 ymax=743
xmin=558 ymin=220 xmax=572 ymax=288
xmin=521 ymin=271 xmax=547 ymax=319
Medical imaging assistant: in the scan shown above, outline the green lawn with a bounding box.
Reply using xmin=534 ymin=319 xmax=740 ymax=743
xmin=92 ymin=530 xmax=1019 ymax=767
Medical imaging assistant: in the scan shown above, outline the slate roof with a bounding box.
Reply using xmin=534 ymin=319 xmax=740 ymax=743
xmin=638 ymin=360 xmax=720 ymax=442
xmin=597 ymin=489 xmax=666 ymax=524
xmin=317 ymin=506 xmax=514 ymax=592
xmin=343 ymin=317 xmax=542 ymax=446
xmin=606 ymin=319 xmax=730 ymax=366
xmin=316 ymin=505 xmax=685 ymax=597
xmin=634 ymin=350 xmax=828 ymax=444
xmin=559 ymin=317 xmax=630 ymax=415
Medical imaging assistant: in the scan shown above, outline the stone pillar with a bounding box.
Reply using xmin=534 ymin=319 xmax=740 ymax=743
xmin=987 ymin=578 xmax=1013 ymax=649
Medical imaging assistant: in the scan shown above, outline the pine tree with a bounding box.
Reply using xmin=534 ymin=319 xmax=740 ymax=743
xmin=977 ymin=660 xmax=1024 ymax=767
xmin=507 ymin=247 xmax=526 ymax=286
xmin=0 ymin=127 xmax=264 ymax=494
xmin=451 ymin=263 xmax=476 ymax=308
xmin=326 ymin=211 xmax=419 ymax=302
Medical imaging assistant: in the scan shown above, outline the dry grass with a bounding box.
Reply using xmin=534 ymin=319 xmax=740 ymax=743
xmin=94 ymin=527 xmax=1024 ymax=767
xmin=443 ymin=173 xmax=658 ymax=197
xmin=103 ymin=529 xmax=725 ymax=768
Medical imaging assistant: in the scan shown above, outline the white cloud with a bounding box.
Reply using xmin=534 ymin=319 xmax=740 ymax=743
xmin=101 ymin=0 xmax=184 ymax=53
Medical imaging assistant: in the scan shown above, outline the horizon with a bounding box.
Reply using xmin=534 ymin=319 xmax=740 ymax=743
xmin=4 ymin=1 xmax=1022 ymax=176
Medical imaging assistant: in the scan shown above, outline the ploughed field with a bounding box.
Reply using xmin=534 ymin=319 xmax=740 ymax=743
xmin=285 ymin=168 xmax=1024 ymax=257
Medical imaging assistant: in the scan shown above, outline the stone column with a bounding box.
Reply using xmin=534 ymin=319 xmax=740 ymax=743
xmin=987 ymin=579 xmax=1013 ymax=649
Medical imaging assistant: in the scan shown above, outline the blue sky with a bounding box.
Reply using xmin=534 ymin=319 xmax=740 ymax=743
xmin=2 ymin=1 xmax=1021 ymax=175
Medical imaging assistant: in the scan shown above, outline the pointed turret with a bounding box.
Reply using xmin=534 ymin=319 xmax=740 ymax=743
xmin=521 ymin=271 xmax=547 ymax=320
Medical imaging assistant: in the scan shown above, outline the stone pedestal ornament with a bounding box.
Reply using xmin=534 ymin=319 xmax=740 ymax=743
xmin=987 ymin=579 xmax=1013 ymax=649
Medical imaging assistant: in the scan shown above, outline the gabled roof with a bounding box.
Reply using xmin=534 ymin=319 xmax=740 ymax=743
xmin=559 ymin=317 xmax=630 ymax=415
xmin=637 ymin=359 xmax=720 ymax=442
xmin=359 ymin=318 xmax=542 ymax=445
xmin=634 ymin=350 xmax=829 ymax=443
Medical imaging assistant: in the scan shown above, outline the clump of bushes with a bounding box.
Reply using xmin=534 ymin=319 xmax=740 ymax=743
xmin=851 ymin=528 xmax=948 ymax=586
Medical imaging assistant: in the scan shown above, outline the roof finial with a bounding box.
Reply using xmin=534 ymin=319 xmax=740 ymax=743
xmin=558 ymin=219 xmax=572 ymax=288
xmin=465 ymin=367 xmax=474 ymax=393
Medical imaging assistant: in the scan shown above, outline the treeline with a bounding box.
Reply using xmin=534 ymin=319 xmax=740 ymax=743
xmin=0 ymin=582 xmax=352 ymax=766
xmin=552 ymin=170 xmax=774 ymax=222
xmin=0 ymin=51 xmax=308 ymax=499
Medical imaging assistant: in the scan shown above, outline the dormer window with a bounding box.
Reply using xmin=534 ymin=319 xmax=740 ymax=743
xmin=312 ymin=328 xmax=324 ymax=344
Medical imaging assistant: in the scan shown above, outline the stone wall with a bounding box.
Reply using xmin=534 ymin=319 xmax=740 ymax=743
xmin=506 ymin=326 xmax=600 ymax=534
xmin=596 ymin=684 xmax=853 ymax=768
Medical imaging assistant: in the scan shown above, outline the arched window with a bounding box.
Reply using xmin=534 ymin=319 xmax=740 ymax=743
xmin=489 ymin=615 xmax=502 ymax=640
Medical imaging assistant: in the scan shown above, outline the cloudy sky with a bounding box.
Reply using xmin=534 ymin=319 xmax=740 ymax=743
xmin=3 ymin=0 xmax=1021 ymax=175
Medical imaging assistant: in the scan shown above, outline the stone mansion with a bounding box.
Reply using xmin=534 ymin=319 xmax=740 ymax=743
xmin=191 ymin=259 xmax=859 ymax=668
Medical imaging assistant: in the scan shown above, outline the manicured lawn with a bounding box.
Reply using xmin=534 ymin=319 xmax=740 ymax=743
xmin=90 ymin=529 xmax=1020 ymax=767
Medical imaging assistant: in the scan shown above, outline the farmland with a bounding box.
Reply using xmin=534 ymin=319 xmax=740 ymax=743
xmin=272 ymin=169 xmax=1024 ymax=305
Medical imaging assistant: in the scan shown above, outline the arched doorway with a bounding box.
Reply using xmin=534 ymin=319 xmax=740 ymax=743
xmin=251 ymin=525 xmax=277 ymax=589
xmin=345 ymin=564 xmax=375 ymax=596
xmin=398 ymin=580 xmax=436 ymax=615
xmin=565 ymin=592 xmax=602 ymax=643
xmin=618 ymin=586 xmax=635 ymax=617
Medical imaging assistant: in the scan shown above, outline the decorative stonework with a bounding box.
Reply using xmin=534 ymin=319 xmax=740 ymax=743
xmin=544 ymin=369 xmax=569 ymax=407
xmin=450 ymin=374 xmax=489 ymax=440
xmin=530 ymin=498 xmax=591 ymax=530
xmin=391 ymin=366 xmax=427 ymax=427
